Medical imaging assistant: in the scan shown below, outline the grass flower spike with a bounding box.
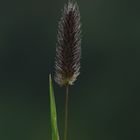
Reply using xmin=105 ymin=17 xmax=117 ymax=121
xmin=55 ymin=0 xmax=81 ymax=86
xmin=51 ymin=1 xmax=82 ymax=140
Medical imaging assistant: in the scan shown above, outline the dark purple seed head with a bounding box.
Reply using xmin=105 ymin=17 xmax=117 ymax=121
xmin=55 ymin=0 xmax=81 ymax=86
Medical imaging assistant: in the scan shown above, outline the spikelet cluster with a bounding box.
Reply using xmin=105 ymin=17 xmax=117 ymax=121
xmin=55 ymin=0 xmax=81 ymax=86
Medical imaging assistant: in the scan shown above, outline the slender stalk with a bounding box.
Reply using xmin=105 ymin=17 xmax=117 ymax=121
xmin=64 ymin=84 xmax=69 ymax=140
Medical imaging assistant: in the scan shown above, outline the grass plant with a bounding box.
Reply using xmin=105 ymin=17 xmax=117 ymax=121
xmin=49 ymin=0 xmax=81 ymax=140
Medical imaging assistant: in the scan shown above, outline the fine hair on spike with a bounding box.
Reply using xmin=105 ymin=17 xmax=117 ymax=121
xmin=54 ymin=0 xmax=81 ymax=86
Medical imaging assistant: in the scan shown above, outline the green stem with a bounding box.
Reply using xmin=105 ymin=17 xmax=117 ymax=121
xmin=64 ymin=84 xmax=69 ymax=140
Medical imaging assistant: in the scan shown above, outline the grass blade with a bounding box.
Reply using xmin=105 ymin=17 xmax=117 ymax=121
xmin=49 ymin=74 xmax=60 ymax=140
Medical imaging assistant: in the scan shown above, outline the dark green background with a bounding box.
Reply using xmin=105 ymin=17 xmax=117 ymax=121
xmin=0 ymin=0 xmax=140 ymax=140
